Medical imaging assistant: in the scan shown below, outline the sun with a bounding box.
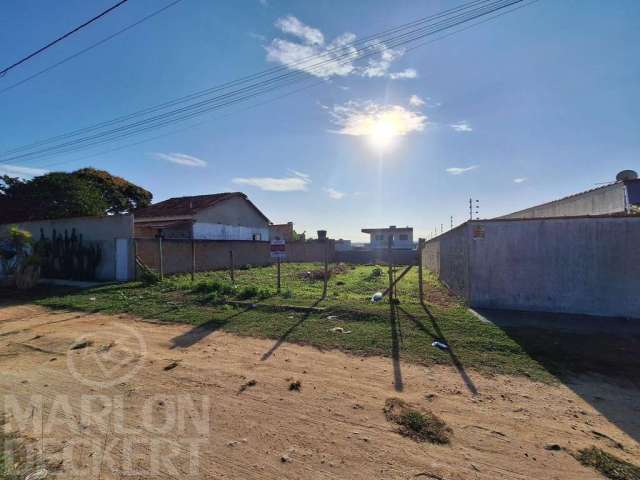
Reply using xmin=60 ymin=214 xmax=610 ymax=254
xmin=368 ymin=117 xmax=398 ymax=150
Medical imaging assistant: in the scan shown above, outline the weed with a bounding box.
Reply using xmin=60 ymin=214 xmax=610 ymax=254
xmin=289 ymin=380 xmax=301 ymax=391
xmin=384 ymin=398 xmax=451 ymax=444
xmin=576 ymin=447 xmax=640 ymax=480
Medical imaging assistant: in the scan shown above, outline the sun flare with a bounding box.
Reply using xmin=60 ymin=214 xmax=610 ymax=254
xmin=369 ymin=118 xmax=398 ymax=149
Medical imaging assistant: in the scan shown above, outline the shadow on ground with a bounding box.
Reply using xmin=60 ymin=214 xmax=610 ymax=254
xmin=476 ymin=308 xmax=640 ymax=443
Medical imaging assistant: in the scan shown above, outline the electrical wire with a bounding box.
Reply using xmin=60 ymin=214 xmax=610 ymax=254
xmin=0 ymin=0 xmax=130 ymax=77
xmin=0 ymin=0 xmax=184 ymax=95
xmin=1 ymin=0 xmax=532 ymax=165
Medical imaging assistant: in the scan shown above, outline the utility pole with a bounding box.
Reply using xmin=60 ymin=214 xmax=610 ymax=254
xmin=450 ymin=216 xmax=453 ymax=230
xmin=469 ymin=198 xmax=480 ymax=220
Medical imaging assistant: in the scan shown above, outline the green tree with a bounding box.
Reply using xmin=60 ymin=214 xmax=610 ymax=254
xmin=0 ymin=168 xmax=152 ymax=222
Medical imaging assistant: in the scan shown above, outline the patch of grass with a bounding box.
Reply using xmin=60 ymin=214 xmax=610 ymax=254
xmin=576 ymin=447 xmax=640 ymax=480
xmin=26 ymin=263 xmax=621 ymax=383
xmin=384 ymin=398 xmax=451 ymax=444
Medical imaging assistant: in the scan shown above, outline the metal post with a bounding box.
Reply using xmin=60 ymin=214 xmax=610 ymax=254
xmin=158 ymin=234 xmax=164 ymax=281
xmin=276 ymin=257 xmax=281 ymax=294
xmin=387 ymin=236 xmax=394 ymax=303
xmin=191 ymin=237 xmax=195 ymax=282
xmin=418 ymin=238 xmax=425 ymax=303
xmin=229 ymin=249 xmax=235 ymax=284
xmin=322 ymin=241 xmax=329 ymax=299
xmin=133 ymin=238 xmax=138 ymax=281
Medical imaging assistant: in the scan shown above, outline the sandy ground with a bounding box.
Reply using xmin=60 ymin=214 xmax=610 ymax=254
xmin=0 ymin=304 xmax=638 ymax=479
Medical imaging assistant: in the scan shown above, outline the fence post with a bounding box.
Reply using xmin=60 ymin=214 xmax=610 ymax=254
xmin=229 ymin=248 xmax=235 ymax=284
xmin=387 ymin=236 xmax=394 ymax=303
xmin=276 ymin=256 xmax=281 ymax=294
xmin=133 ymin=238 xmax=138 ymax=281
xmin=418 ymin=238 xmax=425 ymax=304
xmin=322 ymin=240 xmax=329 ymax=299
xmin=191 ymin=237 xmax=196 ymax=282
xmin=158 ymin=234 xmax=164 ymax=281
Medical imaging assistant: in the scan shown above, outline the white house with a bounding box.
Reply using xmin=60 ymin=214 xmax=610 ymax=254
xmin=361 ymin=226 xmax=414 ymax=250
xmin=134 ymin=192 xmax=270 ymax=241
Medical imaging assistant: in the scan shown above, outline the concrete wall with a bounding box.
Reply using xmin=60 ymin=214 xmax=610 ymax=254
xmin=195 ymin=196 xmax=269 ymax=229
xmin=136 ymin=240 xmax=337 ymax=275
xmin=336 ymin=249 xmax=417 ymax=265
xmin=423 ymin=217 xmax=640 ymax=318
xmin=0 ymin=215 xmax=134 ymax=281
xmin=499 ymin=182 xmax=627 ymax=219
xmin=422 ymin=224 xmax=470 ymax=298
xmin=193 ymin=223 xmax=269 ymax=241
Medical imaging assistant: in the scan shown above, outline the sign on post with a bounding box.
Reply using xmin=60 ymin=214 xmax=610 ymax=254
xmin=270 ymin=239 xmax=287 ymax=259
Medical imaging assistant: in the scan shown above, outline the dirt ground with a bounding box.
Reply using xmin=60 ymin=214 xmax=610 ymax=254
xmin=1 ymin=304 xmax=638 ymax=479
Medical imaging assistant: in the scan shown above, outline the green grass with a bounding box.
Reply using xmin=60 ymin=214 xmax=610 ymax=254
xmin=31 ymin=263 xmax=558 ymax=382
xmin=576 ymin=447 xmax=640 ymax=480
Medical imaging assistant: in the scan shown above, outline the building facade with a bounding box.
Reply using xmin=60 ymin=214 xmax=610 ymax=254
xmin=134 ymin=192 xmax=270 ymax=241
xmin=361 ymin=226 xmax=414 ymax=249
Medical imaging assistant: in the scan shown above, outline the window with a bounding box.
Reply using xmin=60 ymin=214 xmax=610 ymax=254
xmin=252 ymin=233 xmax=262 ymax=241
xmin=375 ymin=234 xmax=384 ymax=241
xmin=399 ymin=234 xmax=409 ymax=241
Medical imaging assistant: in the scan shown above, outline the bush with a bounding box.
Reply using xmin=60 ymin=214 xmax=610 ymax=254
xmin=236 ymin=286 xmax=273 ymax=300
xmin=193 ymin=279 xmax=234 ymax=296
xmin=369 ymin=267 xmax=383 ymax=279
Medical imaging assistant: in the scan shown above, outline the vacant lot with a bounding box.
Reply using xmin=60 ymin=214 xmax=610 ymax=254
xmin=1 ymin=304 xmax=639 ymax=479
xmin=1 ymin=263 xmax=639 ymax=479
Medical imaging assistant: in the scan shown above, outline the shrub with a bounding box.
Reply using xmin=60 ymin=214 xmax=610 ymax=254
xmin=193 ymin=279 xmax=234 ymax=296
xmin=384 ymin=398 xmax=451 ymax=444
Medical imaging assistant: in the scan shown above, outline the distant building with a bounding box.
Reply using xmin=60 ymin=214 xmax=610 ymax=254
xmin=499 ymin=170 xmax=640 ymax=219
xmin=361 ymin=226 xmax=413 ymax=249
xmin=134 ymin=192 xmax=270 ymax=240
xmin=335 ymin=239 xmax=352 ymax=251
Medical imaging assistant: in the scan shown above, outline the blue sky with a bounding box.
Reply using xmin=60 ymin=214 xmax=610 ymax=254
xmin=1 ymin=0 xmax=639 ymax=241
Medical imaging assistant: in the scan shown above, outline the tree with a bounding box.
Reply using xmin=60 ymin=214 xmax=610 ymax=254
xmin=0 ymin=168 xmax=152 ymax=223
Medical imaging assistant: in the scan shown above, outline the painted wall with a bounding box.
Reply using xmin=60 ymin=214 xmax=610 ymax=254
xmin=367 ymin=229 xmax=414 ymax=249
xmin=195 ymin=196 xmax=269 ymax=228
xmin=193 ymin=223 xmax=269 ymax=241
xmin=499 ymin=182 xmax=627 ymax=219
xmin=136 ymin=239 xmax=336 ymax=275
xmin=0 ymin=215 xmax=134 ymax=281
xmin=423 ymin=217 xmax=640 ymax=318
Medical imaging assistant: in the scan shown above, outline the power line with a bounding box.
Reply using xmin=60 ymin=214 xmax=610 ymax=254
xmin=41 ymin=0 xmax=539 ymax=171
xmin=0 ymin=0 xmax=130 ymax=77
xmin=0 ymin=0 xmax=183 ymax=95
xmin=1 ymin=0 xmax=533 ymax=165
xmin=1 ymin=0 xmax=524 ymax=164
xmin=1 ymin=0 xmax=498 ymax=156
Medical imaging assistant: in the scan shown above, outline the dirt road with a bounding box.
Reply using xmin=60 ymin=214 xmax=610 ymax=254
xmin=0 ymin=304 xmax=638 ymax=479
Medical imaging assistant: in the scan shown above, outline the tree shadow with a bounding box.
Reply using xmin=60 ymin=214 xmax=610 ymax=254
xmin=169 ymin=307 xmax=251 ymax=349
xmin=261 ymin=298 xmax=323 ymax=361
xmin=476 ymin=308 xmax=640 ymax=442
xmin=398 ymin=302 xmax=479 ymax=395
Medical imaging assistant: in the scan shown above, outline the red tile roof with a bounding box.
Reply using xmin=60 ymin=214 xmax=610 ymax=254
xmin=134 ymin=192 xmax=270 ymax=222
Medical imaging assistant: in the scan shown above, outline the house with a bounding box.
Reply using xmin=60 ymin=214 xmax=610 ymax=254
xmin=134 ymin=192 xmax=270 ymax=240
xmin=361 ymin=226 xmax=413 ymax=249
xmin=499 ymin=169 xmax=640 ymax=219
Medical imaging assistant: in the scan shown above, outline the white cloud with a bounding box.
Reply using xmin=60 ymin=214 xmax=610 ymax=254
xmin=389 ymin=68 xmax=418 ymax=80
xmin=409 ymin=94 xmax=425 ymax=107
xmin=233 ymin=171 xmax=311 ymax=192
xmin=329 ymin=100 xmax=427 ymax=137
xmin=450 ymin=121 xmax=473 ymax=132
xmin=324 ymin=187 xmax=345 ymax=200
xmin=446 ymin=165 xmax=478 ymax=175
xmin=265 ymin=16 xmax=416 ymax=80
xmin=154 ymin=152 xmax=207 ymax=167
xmin=513 ymin=177 xmax=527 ymax=184
xmin=0 ymin=164 xmax=48 ymax=179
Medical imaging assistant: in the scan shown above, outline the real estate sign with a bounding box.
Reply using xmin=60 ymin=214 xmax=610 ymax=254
xmin=270 ymin=239 xmax=287 ymax=259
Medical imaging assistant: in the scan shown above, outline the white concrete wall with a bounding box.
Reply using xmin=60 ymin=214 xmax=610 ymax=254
xmin=368 ymin=230 xmax=413 ymax=249
xmin=0 ymin=215 xmax=134 ymax=281
xmin=193 ymin=222 xmax=269 ymax=241
xmin=499 ymin=182 xmax=627 ymax=219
